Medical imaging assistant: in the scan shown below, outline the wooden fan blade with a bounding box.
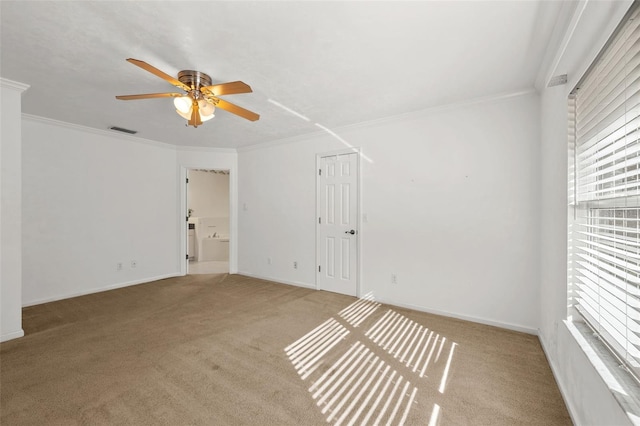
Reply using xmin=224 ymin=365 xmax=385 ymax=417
xmin=126 ymin=58 xmax=191 ymax=91
xmin=116 ymin=92 xmax=184 ymax=100
xmin=201 ymin=81 xmax=253 ymax=97
xmin=188 ymin=100 xmax=202 ymax=127
xmin=213 ymin=98 xmax=260 ymax=121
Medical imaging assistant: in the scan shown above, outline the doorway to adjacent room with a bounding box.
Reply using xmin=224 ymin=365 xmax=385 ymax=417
xmin=186 ymin=169 xmax=230 ymax=274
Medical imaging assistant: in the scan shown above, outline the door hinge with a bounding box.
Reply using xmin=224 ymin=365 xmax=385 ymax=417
xmin=186 ymin=254 xmax=189 ymax=260
xmin=319 ymin=217 xmax=321 ymax=224
xmin=319 ymin=169 xmax=322 ymax=176
xmin=186 ymin=216 xmax=189 ymax=222
xmin=318 ymin=265 xmax=321 ymax=273
xmin=186 ymin=178 xmax=189 ymax=184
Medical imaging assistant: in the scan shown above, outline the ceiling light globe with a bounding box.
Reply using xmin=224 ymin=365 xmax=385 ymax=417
xmin=174 ymin=96 xmax=192 ymax=114
xmin=176 ymin=108 xmax=192 ymax=120
xmin=198 ymin=99 xmax=215 ymax=117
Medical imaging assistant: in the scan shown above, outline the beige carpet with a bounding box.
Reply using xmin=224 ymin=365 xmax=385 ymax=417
xmin=1 ymin=274 xmax=571 ymax=425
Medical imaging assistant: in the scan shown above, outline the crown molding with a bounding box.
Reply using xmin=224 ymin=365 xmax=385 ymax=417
xmin=21 ymin=87 xmax=536 ymax=156
xmin=22 ymin=114 xmax=178 ymax=150
xmin=175 ymin=145 xmax=236 ymax=154
xmin=343 ymin=88 xmax=537 ymax=132
xmin=238 ymin=88 xmax=537 ymax=153
xmin=534 ymin=0 xmax=582 ymax=91
xmin=22 ymin=114 xmax=238 ymax=154
xmin=535 ymin=0 xmax=634 ymax=92
xmin=236 ymin=128 xmax=328 ymax=153
xmin=0 ymin=77 xmax=30 ymax=92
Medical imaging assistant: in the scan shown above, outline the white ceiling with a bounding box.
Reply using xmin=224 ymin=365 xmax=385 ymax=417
xmin=0 ymin=1 xmax=563 ymax=149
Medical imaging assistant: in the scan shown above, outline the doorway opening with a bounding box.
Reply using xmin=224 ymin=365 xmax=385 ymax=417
xmin=186 ymin=169 xmax=230 ymax=275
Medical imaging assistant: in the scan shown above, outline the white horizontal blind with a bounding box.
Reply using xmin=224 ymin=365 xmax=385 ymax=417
xmin=572 ymin=4 xmax=640 ymax=380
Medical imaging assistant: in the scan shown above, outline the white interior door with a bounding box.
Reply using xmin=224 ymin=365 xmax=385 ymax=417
xmin=317 ymin=152 xmax=358 ymax=296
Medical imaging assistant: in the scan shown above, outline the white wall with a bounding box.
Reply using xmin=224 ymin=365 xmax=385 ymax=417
xmin=187 ymin=170 xmax=230 ymax=220
xmin=18 ymin=125 xmax=237 ymax=306
xmin=538 ymin=1 xmax=634 ymax=425
xmin=1 ymin=78 xmax=29 ymax=341
xmin=21 ymin=117 xmax=180 ymax=306
xmin=238 ymin=91 xmax=541 ymax=333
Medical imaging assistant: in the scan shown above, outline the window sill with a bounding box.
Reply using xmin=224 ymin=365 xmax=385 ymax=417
xmin=565 ymin=320 xmax=640 ymax=425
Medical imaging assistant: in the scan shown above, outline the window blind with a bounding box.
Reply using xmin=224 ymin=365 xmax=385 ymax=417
xmin=571 ymin=3 xmax=640 ymax=380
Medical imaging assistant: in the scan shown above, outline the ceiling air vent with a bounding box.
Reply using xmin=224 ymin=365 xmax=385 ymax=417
xmin=548 ymin=74 xmax=568 ymax=87
xmin=109 ymin=126 xmax=137 ymax=135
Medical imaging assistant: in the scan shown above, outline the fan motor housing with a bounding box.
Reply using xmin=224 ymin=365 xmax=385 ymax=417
xmin=178 ymin=70 xmax=212 ymax=90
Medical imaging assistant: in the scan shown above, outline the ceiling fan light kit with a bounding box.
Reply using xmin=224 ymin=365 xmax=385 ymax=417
xmin=116 ymin=58 xmax=259 ymax=128
xmin=174 ymin=97 xmax=215 ymax=122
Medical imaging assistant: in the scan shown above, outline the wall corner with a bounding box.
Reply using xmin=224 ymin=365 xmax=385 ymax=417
xmin=1 ymin=78 xmax=28 ymax=341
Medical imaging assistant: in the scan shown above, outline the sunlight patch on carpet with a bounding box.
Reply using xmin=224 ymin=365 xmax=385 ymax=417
xmin=285 ymin=295 xmax=457 ymax=425
xmin=285 ymin=318 xmax=350 ymax=380
xmin=338 ymin=292 xmax=380 ymax=327
xmin=366 ymin=309 xmax=457 ymax=379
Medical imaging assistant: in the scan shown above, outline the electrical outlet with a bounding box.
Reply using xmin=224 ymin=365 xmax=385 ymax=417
xmin=116 ymin=262 xmax=123 ymax=271
xmin=267 ymin=257 xmax=272 ymax=265
xmin=391 ymin=274 xmax=397 ymax=284
xmin=293 ymin=261 xmax=298 ymax=269
xmin=131 ymin=260 xmax=137 ymax=268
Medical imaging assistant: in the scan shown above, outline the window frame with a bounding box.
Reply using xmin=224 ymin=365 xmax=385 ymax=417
xmin=568 ymin=0 xmax=640 ymax=386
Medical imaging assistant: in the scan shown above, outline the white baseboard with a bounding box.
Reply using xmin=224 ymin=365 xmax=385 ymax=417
xmin=538 ymin=330 xmax=579 ymax=426
xmin=235 ymin=271 xmax=316 ymax=290
xmin=372 ymin=296 xmax=538 ymax=335
xmin=234 ymin=273 xmax=536 ymax=334
xmin=1 ymin=329 xmax=25 ymax=342
xmin=23 ymin=270 xmax=536 ymax=335
xmin=22 ymin=273 xmax=183 ymax=307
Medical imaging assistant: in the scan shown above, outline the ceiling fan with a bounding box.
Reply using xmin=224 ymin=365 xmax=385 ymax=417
xmin=116 ymin=58 xmax=260 ymax=127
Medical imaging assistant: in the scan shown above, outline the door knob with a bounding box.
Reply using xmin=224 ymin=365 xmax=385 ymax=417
xmin=345 ymin=230 xmax=356 ymax=235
